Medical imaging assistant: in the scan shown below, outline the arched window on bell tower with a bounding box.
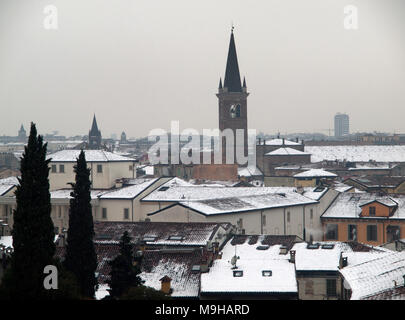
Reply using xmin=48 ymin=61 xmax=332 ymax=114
xmin=230 ymin=104 xmax=241 ymax=118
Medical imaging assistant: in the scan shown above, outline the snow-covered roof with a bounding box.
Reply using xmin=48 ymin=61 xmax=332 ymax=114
xmin=93 ymin=221 xmax=232 ymax=247
xmin=293 ymin=242 xmax=347 ymax=272
xmin=340 ymin=251 xmax=405 ymax=300
xmin=50 ymin=189 xmax=108 ymax=200
xmin=140 ymin=250 xmax=202 ymax=298
xmin=99 ymin=179 xmax=158 ymax=199
xmin=322 ymin=193 xmax=405 ymax=220
xmin=266 ymin=147 xmax=310 ymax=156
xmin=0 ymin=176 xmax=19 ymax=186
xmin=293 ymin=169 xmax=337 ymax=178
xmin=95 ymin=284 xmax=110 ymax=300
xmin=200 ymin=235 xmax=298 ymax=295
xmin=259 ymin=138 xmax=301 ymax=146
xmin=0 ymin=236 xmax=13 ymax=249
xmin=238 ymin=165 xmax=263 ymax=177
xmin=142 ymin=179 xmax=324 ymax=203
xmin=47 ymin=150 xmax=135 ymax=162
xmin=137 ymin=165 xmax=154 ymax=176
xmin=177 ymin=192 xmax=317 ymax=216
xmin=306 ymin=145 xmax=405 ymax=163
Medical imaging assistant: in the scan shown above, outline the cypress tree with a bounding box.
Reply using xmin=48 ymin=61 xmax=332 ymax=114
xmin=0 ymin=122 xmax=55 ymax=299
xmin=64 ymin=150 xmax=97 ymax=298
xmin=107 ymin=231 xmax=144 ymax=298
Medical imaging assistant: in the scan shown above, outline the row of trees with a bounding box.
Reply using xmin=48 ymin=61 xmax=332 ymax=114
xmin=0 ymin=123 xmax=158 ymax=300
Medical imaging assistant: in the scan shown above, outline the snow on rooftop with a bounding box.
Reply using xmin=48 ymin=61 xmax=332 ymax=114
xmin=238 ymin=166 xmax=263 ymax=177
xmin=266 ymin=147 xmax=309 ymax=156
xmin=340 ymin=251 xmax=405 ymax=300
xmin=100 ymin=179 xmax=158 ymax=199
xmin=0 ymin=176 xmax=19 ymax=185
xmin=0 ymin=184 xmax=15 ymax=196
xmin=306 ymin=145 xmax=405 ymax=163
xmin=293 ymin=242 xmax=347 ymax=272
xmin=140 ymin=256 xmax=200 ymax=298
xmin=0 ymin=236 xmax=13 ymax=249
xmin=322 ymin=193 xmax=405 ymax=220
xmin=47 ymin=149 xmax=135 ymax=162
xmin=259 ymin=138 xmax=301 ymax=146
xmin=200 ymin=236 xmax=297 ymax=294
xmin=142 ymin=179 xmax=324 ymax=203
xmin=50 ymin=189 xmax=108 ymax=200
xmin=293 ymin=169 xmax=337 ymax=178
xmin=179 ymin=192 xmax=317 ymax=215
xmin=95 ymin=284 xmax=110 ymax=300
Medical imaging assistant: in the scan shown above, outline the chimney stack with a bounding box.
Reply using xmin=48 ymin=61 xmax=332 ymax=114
xmin=159 ymin=276 xmax=172 ymax=294
xmin=289 ymin=250 xmax=296 ymax=263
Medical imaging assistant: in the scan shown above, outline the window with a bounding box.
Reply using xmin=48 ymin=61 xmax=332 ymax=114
xmin=326 ymin=279 xmax=337 ymax=297
xmin=59 ymin=164 xmax=65 ymax=173
xmin=262 ymin=270 xmax=272 ymax=277
xmin=305 ymin=280 xmax=314 ymax=295
xmin=124 ymin=208 xmax=129 ymax=220
xmin=326 ymin=224 xmax=338 ymax=240
xmin=310 ymin=209 xmax=313 ymax=220
xmin=233 ymin=270 xmax=243 ymax=277
xmin=262 ymin=214 xmax=266 ymax=226
xmin=54 ymin=227 xmax=59 ymax=234
xmin=348 ymin=224 xmax=357 ymax=241
xmin=129 ymin=165 xmax=133 ymax=171
xmin=387 ymin=225 xmax=401 ymax=242
xmin=58 ymin=207 xmax=62 ymax=219
xmin=102 ymin=208 xmax=107 ymax=219
xmin=230 ymin=104 xmax=241 ymax=118
xmin=97 ymin=164 xmax=103 ymax=173
xmin=287 ymin=211 xmax=290 ymax=223
xmin=367 ymin=225 xmax=378 ymax=241
xmin=369 ymin=206 xmax=376 ymax=216
xmin=51 ymin=165 xmax=57 ymax=173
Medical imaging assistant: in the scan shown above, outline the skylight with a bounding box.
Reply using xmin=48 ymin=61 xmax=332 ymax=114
xmin=143 ymin=236 xmax=157 ymax=242
xmin=168 ymin=235 xmax=184 ymax=241
xmin=262 ymin=270 xmax=272 ymax=277
xmin=191 ymin=265 xmax=201 ymax=272
xmin=233 ymin=270 xmax=243 ymax=277
xmin=158 ymin=186 xmax=170 ymax=192
xmin=321 ymin=244 xmax=335 ymax=249
xmin=307 ymin=243 xmax=320 ymax=249
xmin=256 ymin=245 xmax=270 ymax=250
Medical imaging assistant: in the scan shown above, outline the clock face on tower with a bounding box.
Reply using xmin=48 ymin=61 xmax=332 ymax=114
xmin=230 ymin=104 xmax=241 ymax=118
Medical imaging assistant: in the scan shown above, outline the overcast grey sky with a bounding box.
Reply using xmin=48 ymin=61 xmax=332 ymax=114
xmin=0 ymin=0 xmax=404 ymax=138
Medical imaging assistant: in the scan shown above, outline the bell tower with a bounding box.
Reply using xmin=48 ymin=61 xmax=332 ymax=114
xmin=217 ymin=29 xmax=249 ymax=164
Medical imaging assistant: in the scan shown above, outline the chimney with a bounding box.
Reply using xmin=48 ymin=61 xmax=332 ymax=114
xmin=258 ymin=138 xmax=261 ymax=145
xmin=282 ymin=138 xmax=285 ymax=145
xmin=339 ymin=254 xmax=348 ymax=269
xmin=159 ymin=276 xmax=172 ymax=294
xmin=263 ymin=139 xmax=266 ymax=145
xmin=296 ymin=137 xmax=299 ymax=143
xmin=289 ymin=250 xmax=296 ymax=263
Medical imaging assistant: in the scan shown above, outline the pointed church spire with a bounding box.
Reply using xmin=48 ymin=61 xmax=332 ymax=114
xmin=243 ymin=76 xmax=246 ymax=88
xmin=90 ymin=114 xmax=99 ymax=134
xmin=219 ymin=77 xmax=223 ymax=89
xmin=223 ymin=29 xmax=242 ymax=93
